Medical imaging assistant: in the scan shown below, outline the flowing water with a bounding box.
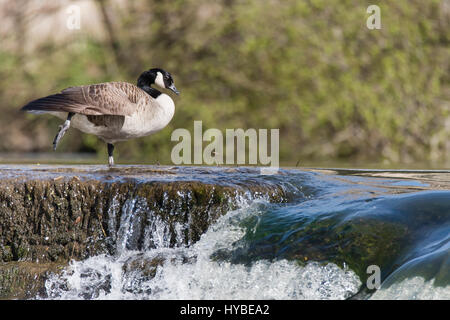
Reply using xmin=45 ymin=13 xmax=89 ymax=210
xmin=17 ymin=166 xmax=449 ymax=300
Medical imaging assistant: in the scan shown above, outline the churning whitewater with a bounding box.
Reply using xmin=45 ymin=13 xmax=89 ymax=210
xmin=42 ymin=199 xmax=362 ymax=300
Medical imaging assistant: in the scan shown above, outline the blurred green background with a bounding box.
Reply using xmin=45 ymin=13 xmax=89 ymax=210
xmin=0 ymin=0 xmax=448 ymax=168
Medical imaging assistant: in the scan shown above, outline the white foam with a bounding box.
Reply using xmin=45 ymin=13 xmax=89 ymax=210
xmin=144 ymin=259 xmax=361 ymax=300
xmin=370 ymin=277 xmax=450 ymax=300
xmin=42 ymin=199 xmax=362 ymax=300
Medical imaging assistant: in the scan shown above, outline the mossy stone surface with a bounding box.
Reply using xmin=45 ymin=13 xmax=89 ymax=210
xmin=0 ymin=166 xmax=288 ymax=299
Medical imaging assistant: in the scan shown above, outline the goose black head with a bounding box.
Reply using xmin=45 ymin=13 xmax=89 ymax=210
xmin=137 ymin=68 xmax=180 ymax=95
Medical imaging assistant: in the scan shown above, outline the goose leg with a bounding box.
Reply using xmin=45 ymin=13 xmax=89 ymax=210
xmin=53 ymin=112 xmax=74 ymax=151
xmin=107 ymin=143 xmax=115 ymax=166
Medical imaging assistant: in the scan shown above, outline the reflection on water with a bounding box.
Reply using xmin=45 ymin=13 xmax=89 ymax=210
xmin=0 ymin=152 xmax=449 ymax=170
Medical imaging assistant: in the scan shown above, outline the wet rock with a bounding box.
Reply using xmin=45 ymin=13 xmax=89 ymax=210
xmin=0 ymin=167 xmax=287 ymax=263
xmin=121 ymin=253 xmax=180 ymax=296
xmin=0 ymin=165 xmax=288 ymax=298
xmin=0 ymin=177 xmax=110 ymax=263
xmin=0 ymin=261 xmax=64 ymax=299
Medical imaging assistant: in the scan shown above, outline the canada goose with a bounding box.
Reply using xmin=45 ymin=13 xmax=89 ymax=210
xmin=21 ymin=68 xmax=179 ymax=166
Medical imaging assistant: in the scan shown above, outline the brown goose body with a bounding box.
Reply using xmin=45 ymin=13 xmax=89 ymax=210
xmin=21 ymin=68 xmax=179 ymax=165
xmin=22 ymin=82 xmax=175 ymax=144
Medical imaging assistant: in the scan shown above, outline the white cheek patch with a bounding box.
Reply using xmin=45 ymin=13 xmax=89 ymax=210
xmin=155 ymin=72 xmax=165 ymax=88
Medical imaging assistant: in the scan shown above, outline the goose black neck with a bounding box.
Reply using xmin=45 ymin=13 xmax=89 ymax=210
xmin=137 ymin=70 xmax=162 ymax=98
xmin=139 ymin=85 xmax=162 ymax=99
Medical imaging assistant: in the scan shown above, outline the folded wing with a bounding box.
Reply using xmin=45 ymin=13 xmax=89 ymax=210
xmin=21 ymin=82 xmax=148 ymax=116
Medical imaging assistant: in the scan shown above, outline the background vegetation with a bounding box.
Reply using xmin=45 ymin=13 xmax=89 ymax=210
xmin=0 ymin=0 xmax=448 ymax=167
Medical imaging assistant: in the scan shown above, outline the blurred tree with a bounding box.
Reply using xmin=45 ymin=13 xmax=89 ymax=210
xmin=0 ymin=0 xmax=448 ymax=167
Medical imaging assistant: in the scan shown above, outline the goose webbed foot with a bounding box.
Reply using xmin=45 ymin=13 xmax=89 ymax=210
xmin=53 ymin=112 xmax=74 ymax=151
xmin=107 ymin=143 xmax=115 ymax=167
